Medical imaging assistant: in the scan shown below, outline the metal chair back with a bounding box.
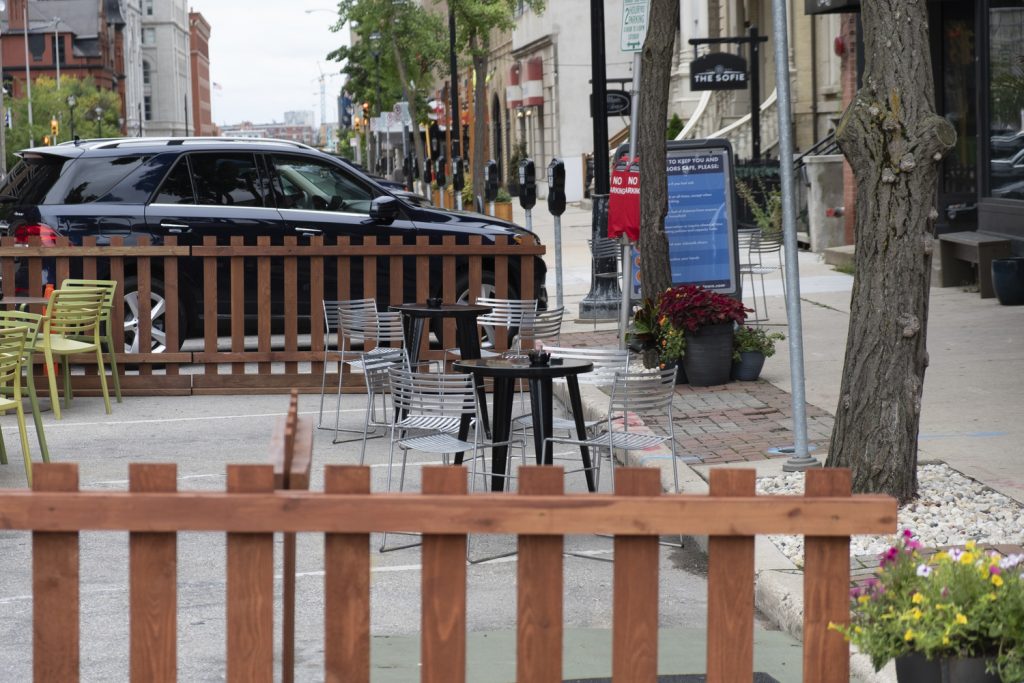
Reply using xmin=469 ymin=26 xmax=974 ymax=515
xmin=388 ymin=367 xmax=478 ymax=421
xmin=475 ymin=297 xmax=538 ymax=326
xmin=542 ymin=345 xmax=630 ymax=385
xmin=514 ymin=307 xmax=564 ymax=352
xmin=608 ymin=366 xmax=678 ymax=416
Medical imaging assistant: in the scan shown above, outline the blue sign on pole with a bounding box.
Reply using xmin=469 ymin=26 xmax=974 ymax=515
xmin=664 ymin=139 xmax=741 ymax=297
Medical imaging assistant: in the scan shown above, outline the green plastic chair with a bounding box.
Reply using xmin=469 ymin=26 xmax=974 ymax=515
xmin=0 ymin=326 xmax=35 ymax=485
xmin=0 ymin=311 xmax=49 ymax=464
xmin=61 ymin=279 xmax=122 ymax=402
xmin=35 ymin=287 xmax=112 ymax=420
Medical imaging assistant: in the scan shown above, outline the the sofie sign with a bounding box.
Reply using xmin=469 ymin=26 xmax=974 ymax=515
xmin=690 ymin=53 xmax=748 ymax=91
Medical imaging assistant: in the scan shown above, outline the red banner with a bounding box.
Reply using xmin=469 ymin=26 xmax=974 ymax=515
xmin=607 ymin=156 xmax=640 ymax=241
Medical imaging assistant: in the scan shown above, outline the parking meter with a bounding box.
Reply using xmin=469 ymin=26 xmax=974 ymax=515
xmin=423 ymin=159 xmax=434 ymax=203
xmin=484 ymin=159 xmax=499 ymax=203
xmin=452 ymin=157 xmax=465 ymax=210
xmin=402 ymin=154 xmax=412 ymax=189
xmin=518 ymin=159 xmax=536 ymax=211
xmin=547 ymin=158 xmax=566 ymax=307
xmin=435 ymin=155 xmax=446 ymax=187
xmin=547 ymin=158 xmax=566 ymax=216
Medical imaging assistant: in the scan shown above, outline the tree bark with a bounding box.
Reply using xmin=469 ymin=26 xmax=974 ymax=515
xmin=826 ymin=0 xmax=955 ymax=504
xmin=637 ymin=0 xmax=679 ymax=300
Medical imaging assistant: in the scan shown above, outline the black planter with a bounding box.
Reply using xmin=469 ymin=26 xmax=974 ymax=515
xmin=895 ymin=653 xmax=999 ymax=683
xmin=732 ymin=350 xmax=766 ymax=381
xmin=992 ymin=256 xmax=1024 ymax=305
xmin=676 ymin=363 xmax=688 ymax=385
xmin=682 ymin=323 xmax=734 ymax=387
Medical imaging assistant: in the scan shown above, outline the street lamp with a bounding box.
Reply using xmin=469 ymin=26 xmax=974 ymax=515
xmin=94 ymin=105 xmax=103 ymax=138
xmin=369 ymin=30 xmax=382 ymax=173
xmin=66 ymin=94 xmax=76 ymax=140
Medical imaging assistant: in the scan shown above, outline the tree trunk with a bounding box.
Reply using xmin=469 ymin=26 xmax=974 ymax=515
xmin=390 ymin=42 xmax=426 ymax=177
xmin=826 ymin=0 xmax=955 ymax=504
xmin=471 ymin=39 xmax=489 ymax=210
xmin=637 ymin=0 xmax=679 ymax=300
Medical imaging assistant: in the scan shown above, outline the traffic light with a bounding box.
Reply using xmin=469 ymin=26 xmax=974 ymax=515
xmin=43 ymin=135 xmax=50 ymax=146
xmin=50 ymin=117 xmax=59 ymax=138
xmin=362 ymin=102 xmax=370 ymax=116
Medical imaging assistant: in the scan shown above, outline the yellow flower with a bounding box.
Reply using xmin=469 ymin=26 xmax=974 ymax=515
xmin=911 ymin=608 xmax=923 ymax=620
xmin=988 ymin=592 xmax=998 ymax=601
xmin=965 ymin=540 xmax=977 ymax=551
xmin=855 ymin=626 xmax=863 ymax=634
xmin=955 ymin=613 xmax=968 ymax=625
xmin=911 ymin=592 xmax=924 ymax=604
xmin=857 ymin=595 xmax=870 ymax=605
xmin=904 ymin=628 xmax=915 ymax=642
xmin=992 ymin=574 xmax=1004 ymax=587
xmin=960 ymin=552 xmax=975 ymax=565
xmin=943 ymin=636 xmax=950 ymax=645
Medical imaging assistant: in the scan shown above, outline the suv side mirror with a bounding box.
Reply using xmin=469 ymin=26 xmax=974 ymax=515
xmin=369 ymin=196 xmax=401 ymax=223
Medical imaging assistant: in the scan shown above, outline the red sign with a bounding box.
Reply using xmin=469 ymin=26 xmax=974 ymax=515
xmin=608 ymin=156 xmax=640 ymax=241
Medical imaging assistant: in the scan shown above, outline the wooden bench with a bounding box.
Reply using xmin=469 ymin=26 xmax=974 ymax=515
xmin=0 ymin=412 xmax=896 ymax=683
xmin=939 ymin=230 xmax=1012 ymax=298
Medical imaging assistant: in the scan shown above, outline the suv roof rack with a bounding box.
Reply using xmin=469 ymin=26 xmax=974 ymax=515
xmin=90 ymin=137 xmax=317 ymax=151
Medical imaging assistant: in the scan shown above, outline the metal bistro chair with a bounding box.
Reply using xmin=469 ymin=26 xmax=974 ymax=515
xmin=740 ymin=231 xmax=786 ymax=324
xmin=317 ymin=298 xmax=377 ymax=431
xmin=331 ymin=309 xmax=410 ymax=462
xmin=0 ymin=327 xmax=35 ymax=485
xmin=544 ymin=366 xmax=680 ymax=495
xmin=511 ymin=307 xmax=565 ymax=354
xmin=35 ymin=287 xmax=112 ymax=420
xmin=381 ymin=367 xmax=525 ymax=552
xmin=61 ymin=279 xmax=122 ymax=403
xmin=588 ymin=236 xmax=623 ymax=329
xmin=446 ymin=296 xmax=538 ymax=362
xmin=0 ymin=311 xmax=49 ymax=468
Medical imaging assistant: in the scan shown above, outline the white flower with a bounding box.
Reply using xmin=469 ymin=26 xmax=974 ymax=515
xmin=1000 ymin=553 xmax=1024 ymax=569
xmin=916 ymin=564 xmax=933 ymax=577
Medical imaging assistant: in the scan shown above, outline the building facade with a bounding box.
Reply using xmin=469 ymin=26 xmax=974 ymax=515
xmin=188 ymin=10 xmax=213 ymax=136
xmin=140 ymin=0 xmax=191 ymax=136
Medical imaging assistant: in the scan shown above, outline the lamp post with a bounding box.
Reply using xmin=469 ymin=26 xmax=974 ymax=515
xmin=66 ymin=94 xmax=76 ymax=140
xmin=370 ymin=30 xmax=382 ymax=174
xmin=94 ymin=106 xmax=103 ymax=138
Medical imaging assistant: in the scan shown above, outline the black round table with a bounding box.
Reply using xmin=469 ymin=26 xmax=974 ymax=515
xmin=453 ymin=357 xmax=595 ymax=492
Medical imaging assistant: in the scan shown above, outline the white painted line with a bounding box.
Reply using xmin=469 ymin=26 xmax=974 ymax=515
xmin=33 ymin=408 xmax=365 ymax=429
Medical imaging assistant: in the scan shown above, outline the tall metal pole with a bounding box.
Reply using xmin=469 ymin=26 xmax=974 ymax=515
xmin=749 ymin=25 xmax=761 ymax=161
xmin=0 ymin=0 xmax=6 ymax=174
xmin=54 ymin=18 xmax=60 ymax=89
xmin=579 ymin=0 xmax=620 ymax=321
xmin=448 ymin=9 xmax=459 ymax=158
xmin=771 ymin=0 xmax=818 ymax=471
xmin=618 ymin=52 xmax=642 ymax=348
xmin=24 ymin=5 xmax=34 ymax=147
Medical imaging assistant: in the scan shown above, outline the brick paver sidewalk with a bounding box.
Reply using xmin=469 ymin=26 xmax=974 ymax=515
xmin=561 ymin=330 xmax=835 ymax=465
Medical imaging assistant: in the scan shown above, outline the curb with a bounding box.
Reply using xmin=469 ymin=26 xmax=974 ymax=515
xmin=557 ymin=380 xmax=897 ymax=683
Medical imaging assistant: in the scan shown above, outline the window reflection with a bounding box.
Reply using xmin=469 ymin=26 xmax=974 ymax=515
xmin=988 ymin=1 xmax=1024 ymax=199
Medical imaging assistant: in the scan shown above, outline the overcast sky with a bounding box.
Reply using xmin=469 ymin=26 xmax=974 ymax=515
xmin=194 ymin=2 xmax=348 ymax=127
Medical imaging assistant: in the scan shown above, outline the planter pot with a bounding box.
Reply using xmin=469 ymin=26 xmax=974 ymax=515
xmin=895 ymin=653 xmax=999 ymax=683
xmin=992 ymin=256 xmax=1024 ymax=305
xmin=675 ymin=363 xmax=688 ymax=385
xmin=732 ymin=350 xmax=766 ymax=381
xmin=682 ymin=323 xmax=734 ymax=387
xmin=492 ymin=201 xmax=513 ymax=222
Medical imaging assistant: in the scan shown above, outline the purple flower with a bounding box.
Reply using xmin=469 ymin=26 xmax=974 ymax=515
xmin=990 ymin=565 xmax=1002 ymax=576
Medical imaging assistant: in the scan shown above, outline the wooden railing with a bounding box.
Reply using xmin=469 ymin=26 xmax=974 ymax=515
xmin=0 ymin=235 xmax=544 ymax=394
xmin=0 ymin=456 xmax=896 ymax=682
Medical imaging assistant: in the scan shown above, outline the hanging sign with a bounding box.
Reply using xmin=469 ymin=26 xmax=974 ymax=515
xmin=690 ymin=53 xmax=749 ymax=91
xmin=607 ymin=156 xmax=640 ymax=242
xmin=605 ymin=91 xmax=631 ymax=117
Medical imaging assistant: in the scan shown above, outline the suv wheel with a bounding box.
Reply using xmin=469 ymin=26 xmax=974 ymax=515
xmin=123 ymin=276 xmax=184 ymax=353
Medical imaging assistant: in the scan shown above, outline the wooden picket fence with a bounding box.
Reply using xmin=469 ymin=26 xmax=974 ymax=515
xmin=0 ymin=449 xmax=896 ymax=682
xmin=0 ymin=234 xmax=543 ymax=394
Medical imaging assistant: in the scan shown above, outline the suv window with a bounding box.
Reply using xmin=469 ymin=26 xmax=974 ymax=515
xmin=43 ymin=155 xmax=150 ymax=205
xmin=0 ymin=156 xmax=68 ymax=209
xmin=188 ymin=153 xmax=268 ymax=207
xmin=152 ymin=157 xmax=196 ymax=204
xmin=270 ymin=154 xmax=374 ymax=214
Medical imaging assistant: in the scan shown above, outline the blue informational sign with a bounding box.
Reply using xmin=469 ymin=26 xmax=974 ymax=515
xmin=664 ymin=140 xmax=740 ymax=296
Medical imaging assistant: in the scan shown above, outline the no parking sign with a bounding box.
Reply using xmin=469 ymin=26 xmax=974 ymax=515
xmin=607 ymin=155 xmax=640 ymax=242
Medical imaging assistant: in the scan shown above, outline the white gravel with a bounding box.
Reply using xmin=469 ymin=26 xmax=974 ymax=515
xmin=756 ymin=463 xmax=1024 ymax=568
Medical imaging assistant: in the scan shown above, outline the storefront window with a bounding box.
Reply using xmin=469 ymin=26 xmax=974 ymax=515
xmin=988 ymin=1 xmax=1024 ymax=199
xmin=941 ymin=11 xmax=976 ymax=196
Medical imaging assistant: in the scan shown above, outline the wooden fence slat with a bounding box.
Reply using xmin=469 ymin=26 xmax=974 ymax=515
xmin=495 ymin=237 xmax=509 ymax=300
xmin=612 ymin=469 xmax=661 ymax=683
xmin=442 ymin=236 xmax=456 ymax=348
xmin=706 ymin=468 xmax=756 ymax=683
xmin=803 ymin=468 xmax=853 ymax=683
xmin=324 ymin=466 xmax=371 ymax=683
xmin=130 ymin=464 xmax=178 ymax=683
xmin=163 ymin=237 xmax=180 ymax=373
xmin=32 ymin=463 xmax=80 ymax=683
xmin=230 ymin=236 xmax=245 ymax=375
xmin=468 ymin=236 xmax=483 ymax=306
xmin=309 ymin=236 xmax=326 ymax=378
xmin=137 ymin=237 xmax=153 ymax=375
xmin=389 ymin=236 xmax=403 ymax=314
xmin=421 ymin=467 xmax=467 ymax=683
xmin=516 ymin=467 xmax=564 ymax=683
xmin=284 ymin=236 xmax=299 ymax=375
xmin=226 ymin=465 xmax=275 ymax=683
xmin=257 ymin=236 xmax=272 ymax=376
xmin=203 ymin=236 xmax=219 ymax=375
xmin=110 ymin=238 xmax=127 ymax=368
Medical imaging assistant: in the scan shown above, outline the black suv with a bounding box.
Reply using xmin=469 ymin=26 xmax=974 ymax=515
xmin=0 ymin=137 xmax=545 ymax=350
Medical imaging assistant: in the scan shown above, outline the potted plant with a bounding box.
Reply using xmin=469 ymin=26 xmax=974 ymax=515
xmin=833 ymin=530 xmax=1024 ymax=682
xmin=735 ymin=176 xmax=783 ymax=238
xmin=648 ymin=285 xmax=748 ymax=387
xmin=627 ymin=297 xmax=686 ymax=380
xmin=732 ymin=325 xmax=785 ymax=381
xmin=493 ymin=187 xmax=514 ymax=222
